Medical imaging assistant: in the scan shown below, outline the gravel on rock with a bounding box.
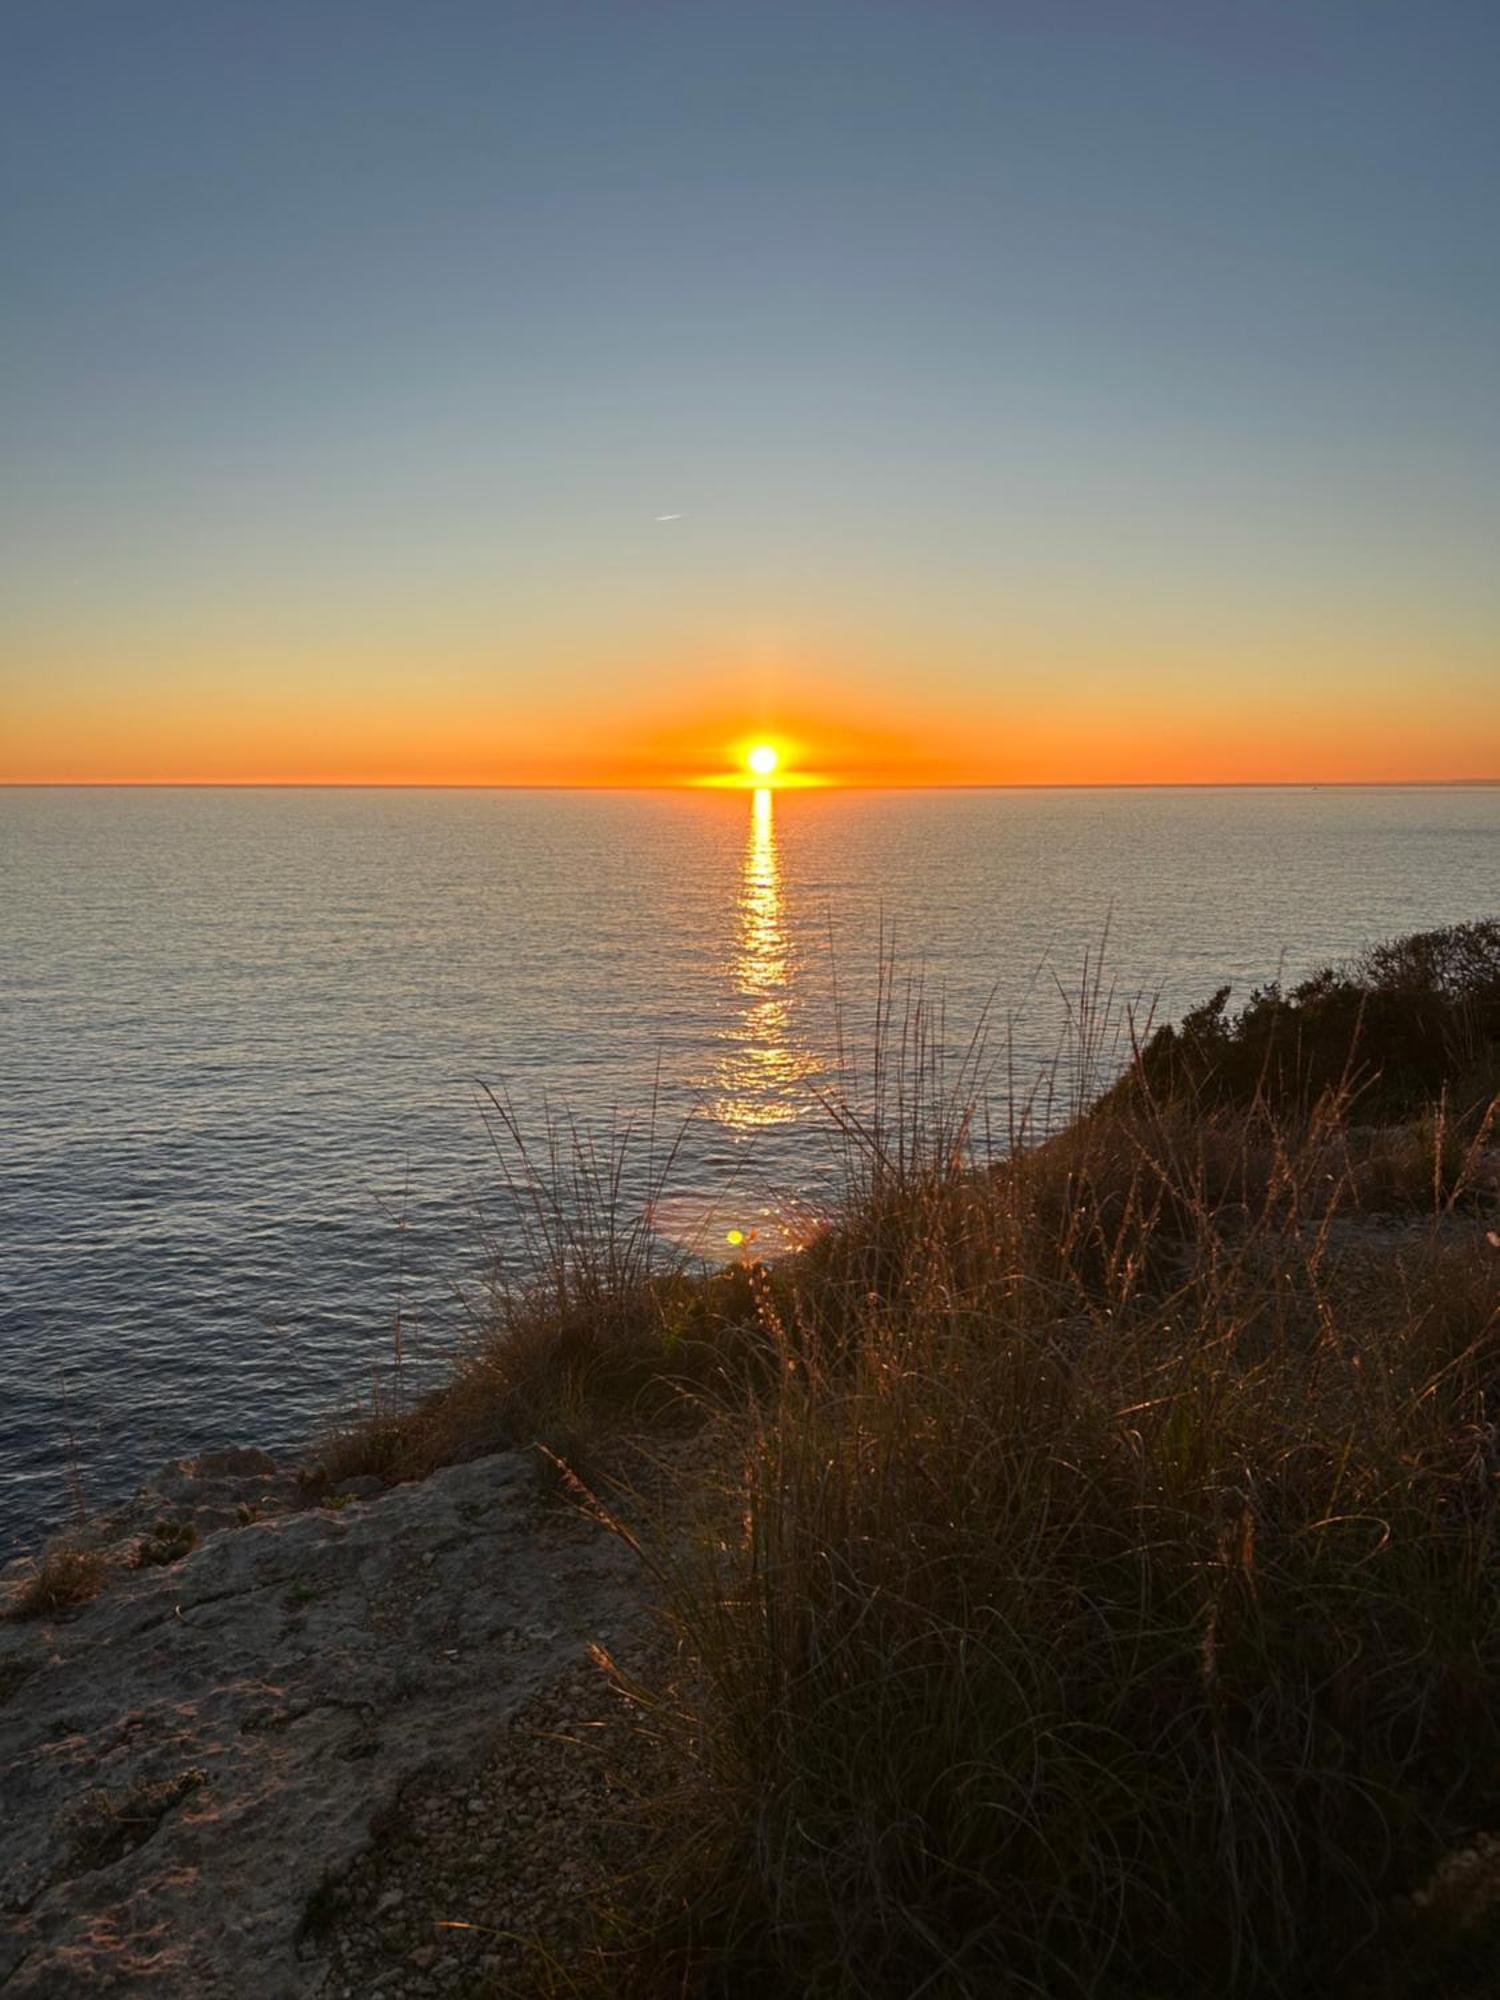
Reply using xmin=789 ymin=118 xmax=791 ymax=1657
xmin=317 ymin=1642 xmax=665 ymax=1999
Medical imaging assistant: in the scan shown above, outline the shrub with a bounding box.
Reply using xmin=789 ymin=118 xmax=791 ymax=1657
xmin=1127 ymin=920 xmax=1500 ymax=1121
xmin=129 ymin=1517 xmax=197 ymax=1568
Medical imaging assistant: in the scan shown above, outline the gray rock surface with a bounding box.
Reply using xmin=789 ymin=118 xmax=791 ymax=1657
xmin=0 ymin=1452 xmax=642 ymax=1996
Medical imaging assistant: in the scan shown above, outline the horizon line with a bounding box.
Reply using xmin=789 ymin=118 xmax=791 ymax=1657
xmin=2 ymin=778 xmax=1497 ymax=793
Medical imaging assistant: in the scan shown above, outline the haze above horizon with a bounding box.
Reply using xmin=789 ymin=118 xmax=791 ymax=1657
xmin=3 ymin=3 xmax=1497 ymax=787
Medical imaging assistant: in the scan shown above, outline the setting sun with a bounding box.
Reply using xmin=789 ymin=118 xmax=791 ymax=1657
xmin=689 ymin=729 xmax=831 ymax=789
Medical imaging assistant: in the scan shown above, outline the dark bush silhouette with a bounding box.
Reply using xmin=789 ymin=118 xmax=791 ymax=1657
xmin=1126 ymin=920 xmax=1500 ymax=1120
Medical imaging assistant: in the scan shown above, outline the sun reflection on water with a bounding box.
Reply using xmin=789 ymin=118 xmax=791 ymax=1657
xmin=652 ymin=788 xmax=827 ymax=1263
xmin=711 ymin=786 xmax=822 ymax=1134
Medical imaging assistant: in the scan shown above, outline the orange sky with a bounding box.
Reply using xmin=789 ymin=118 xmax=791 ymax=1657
xmin=6 ymin=7 xmax=1498 ymax=791
xmin=5 ymin=632 xmax=1496 ymax=787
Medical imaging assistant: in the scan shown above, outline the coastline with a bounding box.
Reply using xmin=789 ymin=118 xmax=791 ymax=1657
xmin=5 ymin=922 xmax=1500 ymax=1997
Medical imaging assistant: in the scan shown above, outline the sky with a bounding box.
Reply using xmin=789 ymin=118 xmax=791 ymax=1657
xmin=2 ymin=1 xmax=1497 ymax=786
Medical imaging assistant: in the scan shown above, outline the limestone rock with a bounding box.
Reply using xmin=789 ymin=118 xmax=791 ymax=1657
xmin=0 ymin=1453 xmax=641 ymax=1996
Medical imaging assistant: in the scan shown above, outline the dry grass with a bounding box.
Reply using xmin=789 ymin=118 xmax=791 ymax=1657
xmin=5 ymin=1547 xmax=108 ymax=1621
xmin=305 ymin=1093 xmax=772 ymax=1495
xmin=526 ymin=1004 xmax=1498 ymax=1997
xmin=315 ymin=934 xmax=1500 ymax=1996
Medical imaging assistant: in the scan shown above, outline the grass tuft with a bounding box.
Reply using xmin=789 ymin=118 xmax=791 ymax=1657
xmin=5 ymin=1547 xmax=107 ymax=1621
xmin=306 ymin=1091 xmax=771 ymax=1493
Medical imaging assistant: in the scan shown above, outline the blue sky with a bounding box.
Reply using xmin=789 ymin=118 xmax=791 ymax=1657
xmin=3 ymin=1 xmax=1497 ymax=780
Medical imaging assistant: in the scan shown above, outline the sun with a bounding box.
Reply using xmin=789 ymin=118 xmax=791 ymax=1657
xmin=693 ymin=737 xmax=815 ymax=789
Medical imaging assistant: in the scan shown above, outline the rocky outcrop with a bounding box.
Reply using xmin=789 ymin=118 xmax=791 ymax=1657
xmin=0 ymin=1451 xmax=642 ymax=1996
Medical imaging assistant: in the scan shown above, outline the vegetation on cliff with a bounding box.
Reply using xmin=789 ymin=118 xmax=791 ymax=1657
xmin=1119 ymin=918 xmax=1500 ymax=1121
xmin=319 ymin=923 xmax=1500 ymax=1998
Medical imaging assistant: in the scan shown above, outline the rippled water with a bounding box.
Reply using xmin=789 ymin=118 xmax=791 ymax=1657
xmin=4 ymin=784 xmax=1496 ymax=1549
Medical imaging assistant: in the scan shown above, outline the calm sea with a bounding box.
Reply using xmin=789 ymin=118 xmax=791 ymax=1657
xmin=4 ymin=785 xmax=1496 ymax=1550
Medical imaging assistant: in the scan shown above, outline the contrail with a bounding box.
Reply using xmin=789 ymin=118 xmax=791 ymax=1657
xmin=654 ymin=512 xmax=683 ymax=522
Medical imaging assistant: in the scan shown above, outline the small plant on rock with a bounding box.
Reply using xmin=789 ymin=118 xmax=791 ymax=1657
xmin=69 ymin=1768 xmax=207 ymax=1872
xmin=5 ymin=1548 xmax=107 ymax=1621
xmin=129 ymin=1518 xmax=197 ymax=1568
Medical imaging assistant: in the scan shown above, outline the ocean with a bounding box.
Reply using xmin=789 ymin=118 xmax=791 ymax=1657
xmin=4 ymin=783 xmax=1496 ymax=1550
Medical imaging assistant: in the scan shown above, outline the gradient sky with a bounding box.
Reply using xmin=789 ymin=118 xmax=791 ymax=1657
xmin=3 ymin=1 xmax=1497 ymax=784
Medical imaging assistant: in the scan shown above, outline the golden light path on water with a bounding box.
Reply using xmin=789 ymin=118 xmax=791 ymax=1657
xmin=713 ymin=785 xmax=821 ymax=1133
xmin=652 ymin=786 xmax=826 ymax=1262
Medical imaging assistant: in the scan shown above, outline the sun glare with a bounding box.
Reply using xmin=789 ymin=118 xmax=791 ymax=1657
xmin=694 ymin=736 xmax=819 ymax=788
